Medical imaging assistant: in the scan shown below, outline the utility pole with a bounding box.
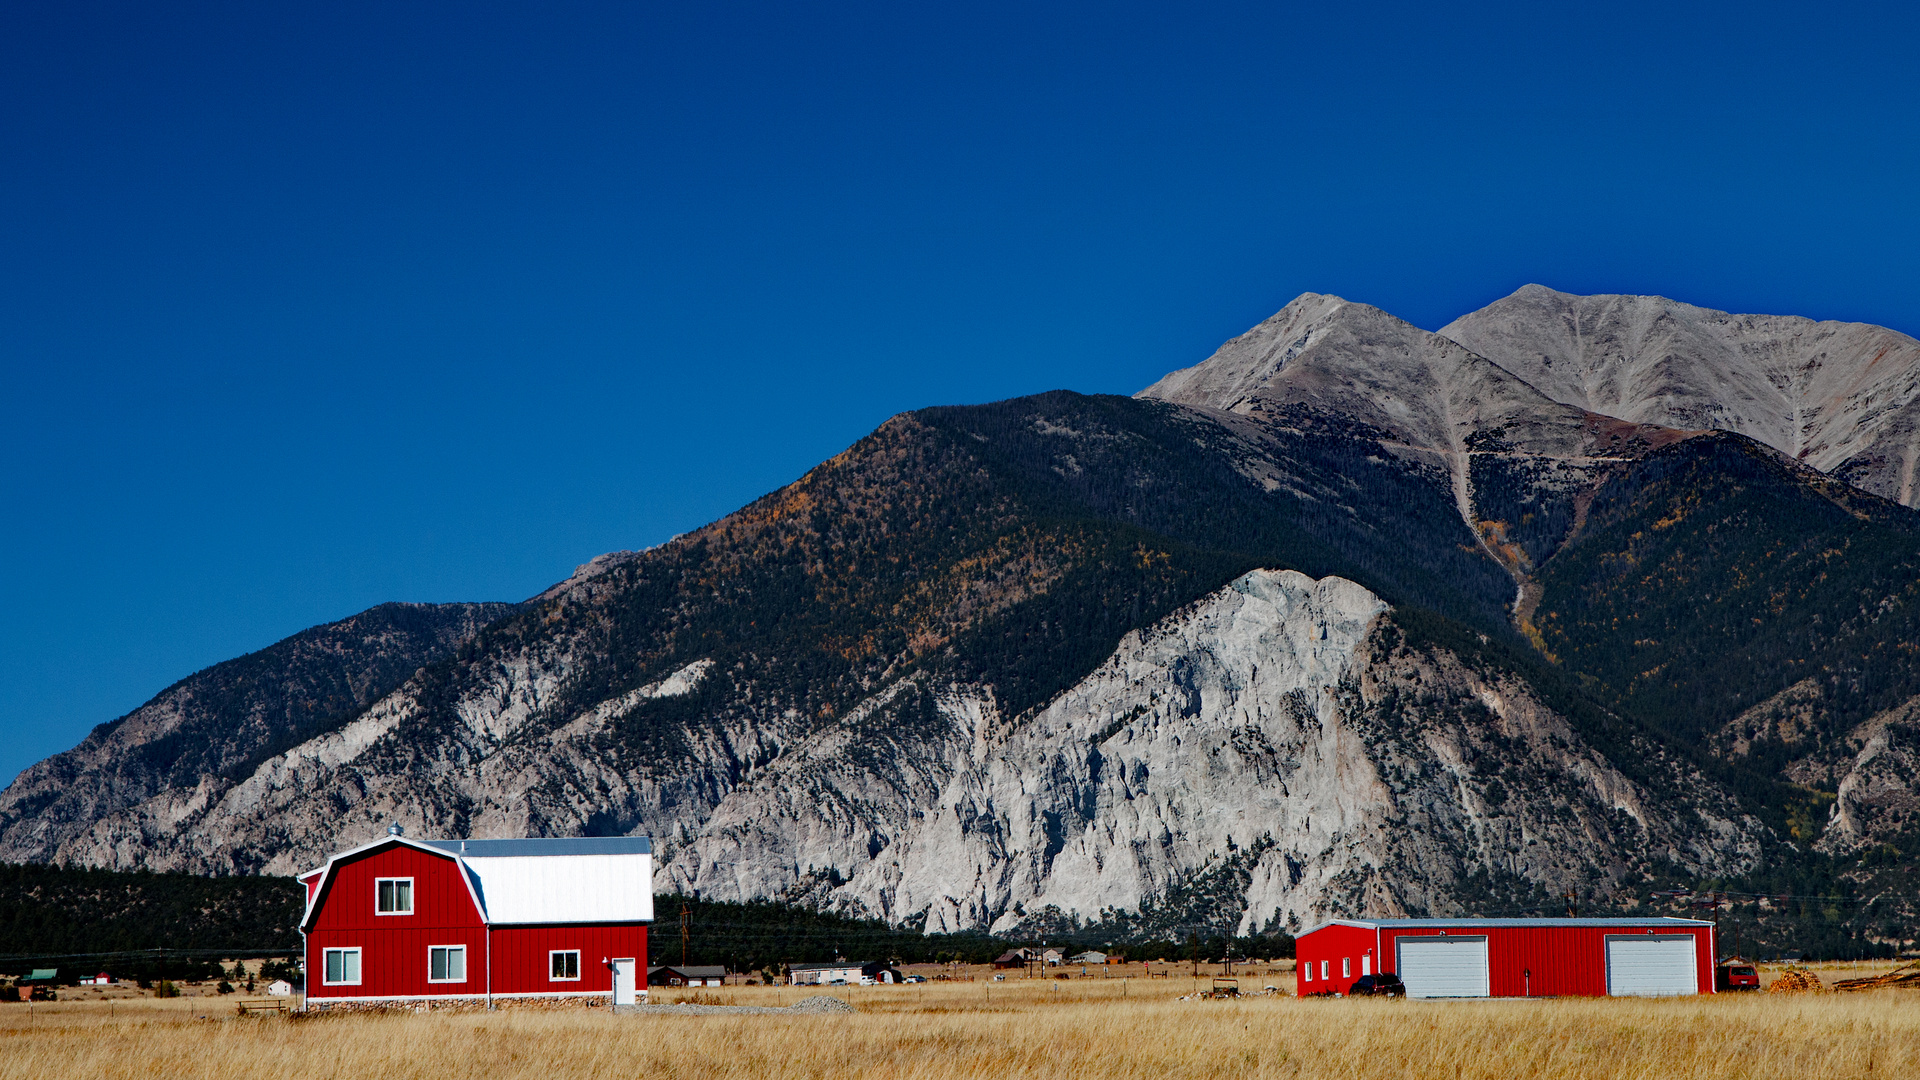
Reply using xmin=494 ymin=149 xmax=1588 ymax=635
xmin=680 ymin=904 xmax=691 ymax=968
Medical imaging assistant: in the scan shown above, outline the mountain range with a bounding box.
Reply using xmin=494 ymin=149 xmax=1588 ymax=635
xmin=5 ymin=285 xmax=1915 ymax=948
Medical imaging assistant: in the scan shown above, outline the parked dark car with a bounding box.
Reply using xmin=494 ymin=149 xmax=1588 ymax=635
xmin=1347 ymin=973 xmax=1405 ymax=997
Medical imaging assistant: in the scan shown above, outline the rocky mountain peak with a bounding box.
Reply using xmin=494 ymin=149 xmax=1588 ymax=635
xmin=1137 ymin=290 xmax=1681 ymax=461
xmin=1443 ymin=285 xmax=1920 ymax=505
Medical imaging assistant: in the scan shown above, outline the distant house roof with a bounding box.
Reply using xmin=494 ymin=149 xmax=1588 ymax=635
xmin=652 ymin=965 xmax=728 ymax=979
xmin=790 ymin=961 xmax=865 ymax=972
xmin=24 ymin=969 xmax=56 ymax=982
xmin=1069 ymin=951 xmax=1107 ymax=963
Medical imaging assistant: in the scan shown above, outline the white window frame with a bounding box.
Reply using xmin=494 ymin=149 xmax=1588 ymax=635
xmin=322 ymin=947 xmax=362 ymax=985
xmin=427 ymin=944 xmax=466 ymax=983
xmin=1343 ymin=957 xmax=1352 ymax=978
xmin=1320 ymin=960 xmax=1329 ymax=981
xmin=375 ymin=877 xmax=414 ymax=915
xmin=1303 ymin=962 xmax=1313 ymax=982
xmin=549 ymin=950 xmax=582 ymax=982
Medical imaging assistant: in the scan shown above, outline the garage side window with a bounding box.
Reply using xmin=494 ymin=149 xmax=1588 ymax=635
xmin=1320 ymin=960 xmax=1329 ymax=981
xmin=429 ymin=946 xmax=466 ymax=982
xmin=1303 ymin=962 xmax=1313 ymax=983
xmin=550 ymin=951 xmax=581 ymax=981
xmin=1343 ymin=957 xmax=1352 ymax=978
xmin=323 ymin=948 xmax=362 ymax=985
xmin=376 ymin=877 xmax=413 ymax=914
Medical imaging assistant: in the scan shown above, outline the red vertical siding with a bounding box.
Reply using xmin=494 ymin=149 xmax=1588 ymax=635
xmin=490 ymin=924 xmax=649 ymax=996
xmin=1295 ymin=923 xmax=1377 ymax=995
xmin=1297 ymin=921 xmax=1714 ymax=998
xmin=306 ymin=842 xmax=486 ymax=1001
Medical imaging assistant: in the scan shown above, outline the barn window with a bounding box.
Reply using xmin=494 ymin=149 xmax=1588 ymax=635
xmin=1320 ymin=961 xmax=1329 ymax=981
xmin=376 ymin=878 xmax=413 ymax=915
xmin=1303 ymin=962 xmax=1313 ymax=982
xmin=323 ymin=948 xmax=361 ymax=985
xmin=429 ymin=946 xmax=466 ymax=982
xmin=1343 ymin=957 xmax=1352 ymax=978
xmin=550 ymin=951 xmax=581 ymax=981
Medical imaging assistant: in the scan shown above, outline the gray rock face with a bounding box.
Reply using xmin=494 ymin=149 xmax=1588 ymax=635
xmin=1724 ymin=689 xmax=1920 ymax=857
xmin=0 ymin=601 xmax=516 ymax=870
xmin=666 ymin=569 xmax=1756 ymax=932
xmin=6 ymin=569 xmax=1758 ymax=935
xmin=1442 ymin=284 xmax=1920 ymax=506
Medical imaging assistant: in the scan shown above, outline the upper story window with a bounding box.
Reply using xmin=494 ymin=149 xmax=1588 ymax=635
xmin=376 ymin=877 xmax=413 ymax=915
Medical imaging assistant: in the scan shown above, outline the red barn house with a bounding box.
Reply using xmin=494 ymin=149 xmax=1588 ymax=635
xmin=1296 ymin=917 xmax=1716 ymax=998
xmin=298 ymin=830 xmax=653 ymax=1008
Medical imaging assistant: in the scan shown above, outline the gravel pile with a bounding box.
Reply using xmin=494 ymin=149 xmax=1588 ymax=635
xmin=787 ymin=995 xmax=855 ymax=1014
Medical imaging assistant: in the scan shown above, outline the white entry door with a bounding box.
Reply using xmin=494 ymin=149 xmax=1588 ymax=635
xmin=1606 ymin=935 xmax=1697 ymax=996
xmin=611 ymin=959 xmax=637 ymax=1005
xmin=1397 ymin=936 xmax=1490 ymax=998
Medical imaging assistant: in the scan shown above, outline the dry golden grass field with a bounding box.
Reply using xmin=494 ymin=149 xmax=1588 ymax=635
xmin=3 ymin=964 xmax=1916 ymax=1080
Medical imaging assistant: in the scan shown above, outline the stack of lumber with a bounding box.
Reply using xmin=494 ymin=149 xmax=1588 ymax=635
xmin=1766 ymin=969 xmax=1827 ymax=994
xmin=1832 ymin=961 xmax=1920 ymax=993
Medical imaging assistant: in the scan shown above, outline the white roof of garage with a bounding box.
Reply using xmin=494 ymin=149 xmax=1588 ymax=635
xmin=461 ymin=852 xmax=654 ymax=925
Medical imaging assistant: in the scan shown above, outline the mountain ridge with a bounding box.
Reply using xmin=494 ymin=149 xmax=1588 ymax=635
xmin=4 ymin=285 xmax=1915 ymax=953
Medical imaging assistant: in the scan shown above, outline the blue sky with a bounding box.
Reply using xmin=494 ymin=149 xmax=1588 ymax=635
xmin=4 ymin=0 xmax=1918 ymax=785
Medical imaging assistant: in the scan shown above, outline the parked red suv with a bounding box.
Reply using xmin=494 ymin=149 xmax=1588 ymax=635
xmin=1716 ymin=960 xmax=1760 ymax=991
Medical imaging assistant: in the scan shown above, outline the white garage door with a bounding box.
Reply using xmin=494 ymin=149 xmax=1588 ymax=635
xmin=1397 ymin=936 xmax=1489 ymax=998
xmin=1606 ymin=935 xmax=1698 ymax=996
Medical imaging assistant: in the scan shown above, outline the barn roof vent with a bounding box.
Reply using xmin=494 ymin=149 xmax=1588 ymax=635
xmin=387 ymin=822 xmax=404 ymax=836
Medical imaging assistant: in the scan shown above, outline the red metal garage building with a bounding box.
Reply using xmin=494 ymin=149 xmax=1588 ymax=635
xmin=1296 ymin=917 xmax=1716 ymax=998
xmin=299 ymin=829 xmax=653 ymax=1008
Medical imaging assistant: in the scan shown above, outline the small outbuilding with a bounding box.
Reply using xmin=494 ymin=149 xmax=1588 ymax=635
xmin=1068 ymin=951 xmax=1107 ymax=966
xmin=266 ymin=979 xmax=294 ymax=997
xmin=1296 ymin=917 xmax=1716 ymax=998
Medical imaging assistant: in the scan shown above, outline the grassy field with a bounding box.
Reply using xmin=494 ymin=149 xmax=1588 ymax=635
xmin=3 ymin=965 xmax=1915 ymax=1080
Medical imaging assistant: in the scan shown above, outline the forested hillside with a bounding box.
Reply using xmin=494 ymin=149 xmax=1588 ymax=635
xmin=0 ymin=863 xmax=301 ymax=978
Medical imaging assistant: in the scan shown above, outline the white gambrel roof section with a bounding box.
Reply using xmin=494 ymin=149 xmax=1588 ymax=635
xmin=300 ymin=835 xmax=653 ymax=929
xmin=461 ymin=853 xmax=654 ymax=924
